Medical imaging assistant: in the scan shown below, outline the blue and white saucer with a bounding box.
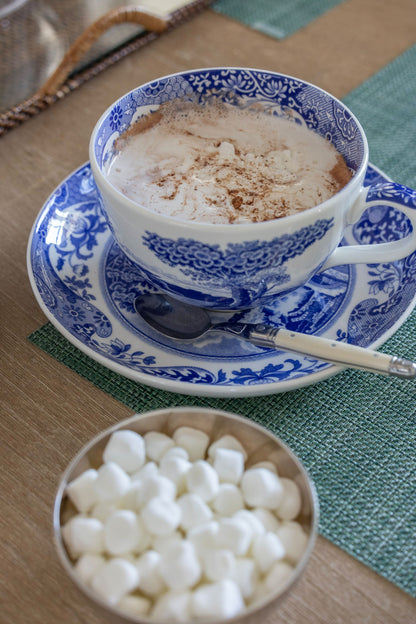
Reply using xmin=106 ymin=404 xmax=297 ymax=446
xmin=27 ymin=163 xmax=416 ymax=397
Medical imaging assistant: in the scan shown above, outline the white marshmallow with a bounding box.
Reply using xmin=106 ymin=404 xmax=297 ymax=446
xmin=141 ymin=496 xmax=181 ymax=536
xmin=191 ymin=579 xmax=245 ymax=619
xmin=233 ymin=509 xmax=265 ymax=541
xmin=104 ymin=509 xmax=144 ymax=555
xmin=152 ymin=590 xmax=192 ymax=622
xmin=161 ymin=446 xmax=189 ymax=461
xmin=213 ymin=448 xmax=245 ymax=484
xmin=264 ymin=560 xmax=294 ymax=594
xmin=99 ymin=508 xmax=151 ymax=554
xmin=217 ymin=517 xmax=252 ymax=556
xmin=275 ymin=478 xmax=302 ymax=520
xmin=185 ymin=460 xmax=219 ymax=502
xmin=74 ymin=553 xmax=105 ymax=584
xmin=90 ymin=500 xmax=119 ymax=523
xmin=131 ymin=460 xmax=159 ymax=482
xmin=138 ymin=525 xmax=153 ymax=554
xmin=187 ymin=521 xmax=219 ymax=556
xmin=212 ymin=483 xmax=245 ymax=516
xmin=136 ymin=550 xmax=166 ymax=596
xmin=252 ymin=507 xmax=280 ymax=532
xmin=137 ymin=474 xmax=177 ymax=507
xmin=252 ymin=532 xmax=285 ymax=573
xmin=207 ymin=435 xmax=247 ymax=461
xmin=144 ymin=431 xmax=175 ymax=462
xmin=241 ymin=468 xmax=283 ymax=509
xmin=276 ymin=521 xmax=309 ymax=564
xmin=103 ymin=429 xmax=145 ymax=473
xmin=250 ymin=460 xmax=277 ymax=474
xmin=249 ymin=579 xmax=269 ymax=605
xmin=173 ymin=426 xmax=209 ymax=461
xmin=152 ymin=531 xmax=183 ymax=555
xmin=62 ymin=516 xmax=104 ymax=557
xmin=232 ymin=558 xmax=258 ymax=599
xmin=159 ymin=541 xmax=201 ymax=590
xmin=203 ymin=549 xmax=236 ymax=582
xmin=120 ymin=481 xmax=142 ymax=511
xmin=93 ymin=461 xmax=130 ymax=502
xmin=117 ymin=595 xmax=151 ymax=617
xmin=66 ymin=469 xmax=98 ymax=513
xmin=177 ymin=493 xmax=213 ymax=531
xmin=90 ymin=558 xmax=139 ymax=605
xmin=159 ymin=455 xmax=191 ymax=493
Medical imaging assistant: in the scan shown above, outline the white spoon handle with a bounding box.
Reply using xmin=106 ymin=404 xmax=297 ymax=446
xmin=248 ymin=325 xmax=416 ymax=378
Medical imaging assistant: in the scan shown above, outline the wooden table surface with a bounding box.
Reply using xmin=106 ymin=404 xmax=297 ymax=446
xmin=1 ymin=1 xmax=415 ymax=622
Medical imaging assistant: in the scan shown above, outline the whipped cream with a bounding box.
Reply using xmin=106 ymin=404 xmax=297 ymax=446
xmin=106 ymin=101 xmax=351 ymax=224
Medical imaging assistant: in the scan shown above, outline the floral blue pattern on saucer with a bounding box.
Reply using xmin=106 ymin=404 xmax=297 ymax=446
xmin=27 ymin=163 xmax=416 ymax=397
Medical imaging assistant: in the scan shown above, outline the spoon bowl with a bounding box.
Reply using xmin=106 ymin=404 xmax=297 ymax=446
xmin=134 ymin=293 xmax=416 ymax=378
xmin=135 ymin=293 xmax=212 ymax=339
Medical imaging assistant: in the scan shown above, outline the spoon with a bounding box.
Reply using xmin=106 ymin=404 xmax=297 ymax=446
xmin=134 ymin=293 xmax=416 ymax=378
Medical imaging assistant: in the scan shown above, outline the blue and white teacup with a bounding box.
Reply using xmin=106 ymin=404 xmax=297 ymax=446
xmin=90 ymin=68 xmax=416 ymax=311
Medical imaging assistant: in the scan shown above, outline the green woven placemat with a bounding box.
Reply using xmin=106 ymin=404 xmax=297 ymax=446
xmin=28 ymin=48 xmax=416 ymax=596
xmin=29 ymin=312 xmax=416 ymax=596
xmin=213 ymin=0 xmax=344 ymax=38
xmin=344 ymin=44 xmax=416 ymax=189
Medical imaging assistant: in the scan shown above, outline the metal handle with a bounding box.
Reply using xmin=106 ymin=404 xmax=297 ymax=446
xmin=247 ymin=325 xmax=416 ymax=378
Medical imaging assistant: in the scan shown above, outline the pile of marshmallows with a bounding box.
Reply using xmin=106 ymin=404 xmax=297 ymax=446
xmin=62 ymin=425 xmax=309 ymax=622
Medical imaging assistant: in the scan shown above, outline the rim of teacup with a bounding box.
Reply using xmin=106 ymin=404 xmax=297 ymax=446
xmin=54 ymin=407 xmax=319 ymax=624
xmin=89 ymin=66 xmax=368 ymax=231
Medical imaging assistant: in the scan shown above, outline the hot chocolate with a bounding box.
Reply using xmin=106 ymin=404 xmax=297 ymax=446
xmin=106 ymin=101 xmax=352 ymax=224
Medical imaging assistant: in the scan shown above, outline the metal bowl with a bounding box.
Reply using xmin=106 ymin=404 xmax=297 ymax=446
xmin=54 ymin=407 xmax=319 ymax=624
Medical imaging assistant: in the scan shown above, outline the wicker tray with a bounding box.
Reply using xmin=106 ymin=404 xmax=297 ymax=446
xmin=0 ymin=0 xmax=212 ymax=137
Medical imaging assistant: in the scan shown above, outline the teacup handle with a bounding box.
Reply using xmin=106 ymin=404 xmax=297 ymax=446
xmin=320 ymin=181 xmax=416 ymax=271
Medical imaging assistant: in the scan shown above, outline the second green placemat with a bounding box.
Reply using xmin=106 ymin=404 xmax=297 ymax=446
xmin=213 ymin=0 xmax=344 ymax=38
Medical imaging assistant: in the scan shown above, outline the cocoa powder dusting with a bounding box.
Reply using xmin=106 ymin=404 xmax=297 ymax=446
xmin=231 ymin=196 xmax=243 ymax=210
xmin=114 ymin=110 xmax=164 ymax=151
xmin=330 ymin=154 xmax=352 ymax=189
